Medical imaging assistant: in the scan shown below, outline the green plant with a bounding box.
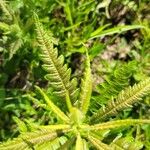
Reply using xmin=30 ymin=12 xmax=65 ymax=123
xmin=90 ymin=61 xmax=137 ymax=112
xmin=0 ymin=13 xmax=150 ymax=150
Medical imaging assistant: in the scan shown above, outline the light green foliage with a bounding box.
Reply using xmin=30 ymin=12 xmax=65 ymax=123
xmin=91 ymin=78 xmax=150 ymax=123
xmin=35 ymin=86 xmax=70 ymax=123
xmin=13 ymin=117 xmax=28 ymax=133
xmin=0 ymin=15 xmax=150 ymax=150
xmin=91 ymin=61 xmax=137 ymax=110
xmin=34 ymin=13 xmax=78 ymax=103
xmin=98 ymin=61 xmax=137 ymax=100
xmin=79 ymin=49 xmax=92 ymax=114
xmin=0 ymin=128 xmax=66 ymax=150
xmin=0 ymin=0 xmax=24 ymax=61
xmin=75 ymin=134 xmax=83 ymax=150
xmin=0 ymin=0 xmax=150 ymax=148
xmin=35 ymin=136 xmax=68 ymax=150
xmin=110 ymin=137 xmax=143 ymax=150
xmin=89 ymin=25 xmax=145 ymax=40
xmin=88 ymin=135 xmax=111 ymax=150
xmin=88 ymin=119 xmax=150 ymax=130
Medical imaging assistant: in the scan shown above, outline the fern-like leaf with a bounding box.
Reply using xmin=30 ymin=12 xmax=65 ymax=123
xmin=90 ymin=78 xmax=150 ymax=123
xmin=86 ymin=119 xmax=150 ymax=131
xmin=97 ymin=61 xmax=136 ymax=100
xmin=9 ymin=39 xmax=23 ymax=60
xmin=90 ymin=61 xmax=136 ymax=112
xmin=0 ymin=0 xmax=12 ymax=19
xmin=88 ymin=134 xmax=111 ymax=150
xmin=35 ymin=136 xmax=68 ymax=150
xmin=0 ymin=128 xmax=69 ymax=150
xmin=35 ymin=86 xmax=70 ymax=123
xmin=34 ymin=13 xmax=78 ymax=103
xmin=13 ymin=117 xmax=27 ymax=133
xmin=79 ymin=50 xmax=92 ymax=114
